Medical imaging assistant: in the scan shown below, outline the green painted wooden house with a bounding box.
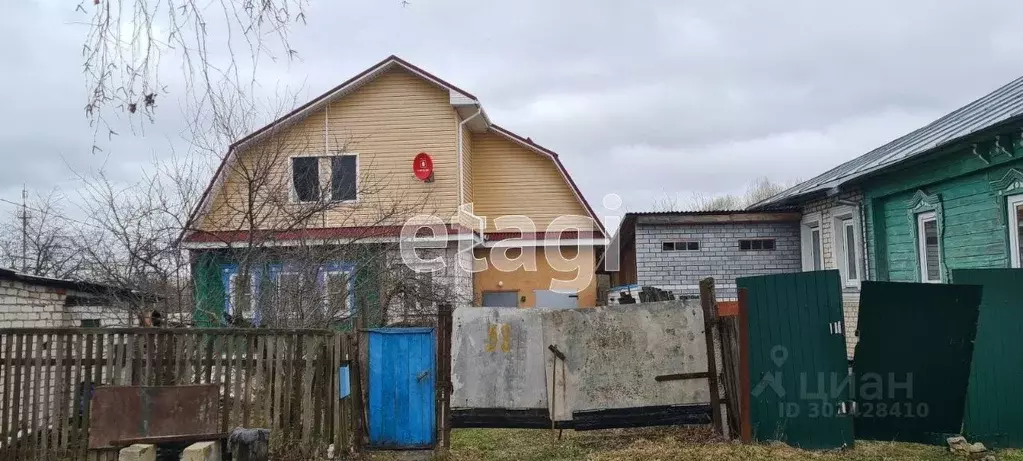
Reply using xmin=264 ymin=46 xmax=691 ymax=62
xmin=754 ymin=74 xmax=1023 ymax=352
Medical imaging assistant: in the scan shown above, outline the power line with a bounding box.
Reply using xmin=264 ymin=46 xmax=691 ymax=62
xmin=0 ymin=197 xmax=105 ymax=230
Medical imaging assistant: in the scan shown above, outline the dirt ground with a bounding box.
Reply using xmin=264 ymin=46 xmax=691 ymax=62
xmin=367 ymin=427 xmax=1023 ymax=461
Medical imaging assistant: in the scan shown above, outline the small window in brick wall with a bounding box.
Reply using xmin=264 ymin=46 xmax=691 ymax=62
xmin=662 ymin=241 xmax=700 ymax=251
xmin=739 ymin=239 xmax=776 ymax=251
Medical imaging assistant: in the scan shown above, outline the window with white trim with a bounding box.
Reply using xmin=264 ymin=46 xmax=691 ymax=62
xmin=324 ymin=269 xmax=353 ymax=318
xmin=832 ymin=211 xmax=861 ymax=287
xmin=224 ymin=265 xmax=259 ymax=320
xmin=917 ymin=211 xmax=941 ymax=283
xmin=1008 ymin=194 xmax=1023 ymax=268
xmin=801 ymin=214 xmax=824 ymax=271
xmin=291 ymin=154 xmax=358 ymax=203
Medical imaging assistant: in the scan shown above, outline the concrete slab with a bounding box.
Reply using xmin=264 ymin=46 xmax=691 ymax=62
xmin=181 ymin=441 xmax=221 ymax=461
xmin=118 ymin=444 xmax=156 ymax=461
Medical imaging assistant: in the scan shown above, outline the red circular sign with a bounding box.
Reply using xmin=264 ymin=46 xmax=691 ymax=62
xmin=413 ymin=152 xmax=434 ymax=181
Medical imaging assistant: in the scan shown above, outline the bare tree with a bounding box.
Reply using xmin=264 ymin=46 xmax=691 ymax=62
xmin=0 ymin=189 xmax=85 ymax=278
xmin=78 ymin=0 xmax=307 ymax=127
xmin=652 ymin=177 xmax=791 ymax=212
xmin=71 ymin=151 xmax=207 ymax=320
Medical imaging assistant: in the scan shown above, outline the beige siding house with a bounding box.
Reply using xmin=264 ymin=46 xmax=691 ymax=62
xmin=182 ymin=56 xmax=606 ymax=327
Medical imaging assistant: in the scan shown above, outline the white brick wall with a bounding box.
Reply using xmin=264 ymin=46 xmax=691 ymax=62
xmin=0 ymin=279 xmax=131 ymax=328
xmin=802 ymin=191 xmax=864 ymax=358
xmin=634 ymin=221 xmax=802 ymax=300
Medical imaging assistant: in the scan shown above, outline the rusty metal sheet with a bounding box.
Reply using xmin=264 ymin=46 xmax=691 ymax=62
xmin=88 ymin=384 xmax=220 ymax=449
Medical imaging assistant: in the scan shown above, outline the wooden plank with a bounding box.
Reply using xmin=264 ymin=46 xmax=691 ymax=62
xmin=654 ymin=372 xmax=711 ymax=382
xmin=272 ymin=335 xmax=285 ymax=434
xmin=58 ymin=334 xmax=72 ymax=452
xmin=331 ymin=333 xmax=342 ymax=451
xmin=439 ymin=304 xmax=454 ymax=450
xmin=41 ymin=333 xmax=52 ymax=456
xmin=144 ymin=333 xmax=154 ymax=386
xmin=78 ymin=333 xmax=96 ymax=460
xmin=737 ymin=288 xmax=752 ymax=443
xmin=699 ymin=278 xmax=723 ymax=435
xmin=241 ymin=334 xmax=255 ymax=428
xmin=9 ymin=333 xmax=23 ymax=460
xmin=252 ymin=335 xmax=266 ymax=428
xmin=301 ymin=335 xmax=315 ymax=440
xmin=282 ymin=334 xmax=296 ymax=435
xmin=31 ymin=333 xmax=44 ymax=458
xmin=348 ymin=332 xmax=365 ymax=450
xmin=203 ymin=334 xmax=215 ymax=384
xmin=1 ymin=331 xmax=12 ymax=449
xmin=222 ymin=334 xmax=234 ymax=432
xmin=311 ymin=336 xmax=324 ymax=440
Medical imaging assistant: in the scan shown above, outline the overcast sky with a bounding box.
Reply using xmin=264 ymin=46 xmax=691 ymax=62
xmin=5 ymin=1 xmax=1023 ymax=221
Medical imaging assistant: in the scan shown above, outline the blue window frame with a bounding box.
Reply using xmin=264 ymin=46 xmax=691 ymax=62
xmin=221 ymin=264 xmax=262 ymax=323
xmin=264 ymin=262 xmax=357 ymax=321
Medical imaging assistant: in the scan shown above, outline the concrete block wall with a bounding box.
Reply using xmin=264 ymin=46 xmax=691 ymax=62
xmin=634 ymin=221 xmax=801 ymax=300
xmin=802 ymin=190 xmax=864 ymax=358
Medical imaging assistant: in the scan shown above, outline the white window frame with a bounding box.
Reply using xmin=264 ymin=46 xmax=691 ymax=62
xmin=1009 ymin=194 xmax=1023 ymax=268
xmin=917 ymin=211 xmax=941 ymax=283
xmin=831 ymin=206 xmax=863 ymax=288
xmin=227 ymin=272 xmax=259 ymax=318
xmin=288 ymin=153 xmax=360 ymax=204
xmin=323 ymin=269 xmax=355 ymax=318
xmin=800 ymin=212 xmax=825 ymax=271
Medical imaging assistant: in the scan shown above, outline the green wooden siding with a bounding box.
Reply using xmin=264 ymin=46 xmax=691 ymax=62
xmin=952 ymin=269 xmax=1023 ymax=448
xmin=863 ymin=127 xmax=1023 ymax=281
xmin=190 ymin=248 xmax=384 ymax=330
xmin=737 ymin=270 xmax=853 ymax=450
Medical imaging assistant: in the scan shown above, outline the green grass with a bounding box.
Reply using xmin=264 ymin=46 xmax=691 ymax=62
xmin=369 ymin=427 xmax=1023 ymax=461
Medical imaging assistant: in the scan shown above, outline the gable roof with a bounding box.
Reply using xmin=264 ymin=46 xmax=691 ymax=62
xmin=183 ymin=55 xmax=605 ymax=240
xmin=754 ymin=74 xmax=1023 ymax=208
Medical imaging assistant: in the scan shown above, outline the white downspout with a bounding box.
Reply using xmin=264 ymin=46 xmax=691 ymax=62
xmin=458 ymin=105 xmax=483 ymax=205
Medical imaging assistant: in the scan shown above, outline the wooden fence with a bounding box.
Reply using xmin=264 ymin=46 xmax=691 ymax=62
xmin=0 ymin=328 xmax=361 ymax=461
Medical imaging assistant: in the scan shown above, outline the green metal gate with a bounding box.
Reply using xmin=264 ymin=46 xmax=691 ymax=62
xmin=853 ymin=281 xmax=982 ymax=444
xmin=952 ymin=269 xmax=1023 ymax=448
xmin=737 ymin=270 xmax=853 ymax=449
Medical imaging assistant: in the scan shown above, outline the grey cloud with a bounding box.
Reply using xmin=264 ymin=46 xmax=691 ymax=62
xmin=4 ymin=0 xmax=1023 ymax=219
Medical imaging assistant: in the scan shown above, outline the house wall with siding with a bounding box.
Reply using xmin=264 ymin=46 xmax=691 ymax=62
xmin=800 ymin=191 xmax=864 ymax=357
xmin=471 ymin=132 xmax=595 ymax=233
xmin=199 ymin=67 xmax=461 ymax=232
xmin=461 ymin=122 xmax=474 ymax=205
xmin=633 ymin=221 xmax=801 ymax=300
xmin=472 ymin=246 xmax=597 ymax=308
xmin=864 ymin=134 xmax=1023 ymax=284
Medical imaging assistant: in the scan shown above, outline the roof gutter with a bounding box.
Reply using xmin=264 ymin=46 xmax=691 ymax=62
xmin=458 ymin=104 xmax=484 ymax=205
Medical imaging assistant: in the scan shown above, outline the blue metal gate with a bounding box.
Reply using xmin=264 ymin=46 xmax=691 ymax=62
xmin=367 ymin=328 xmax=436 ymax=448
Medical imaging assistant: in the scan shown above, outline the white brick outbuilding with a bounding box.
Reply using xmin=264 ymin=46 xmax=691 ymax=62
xmin=0 ymin=268 xmax=146 ymax=328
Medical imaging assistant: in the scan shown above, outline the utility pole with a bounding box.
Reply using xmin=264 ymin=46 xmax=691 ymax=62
xmin=20 ymin=185 xmax=28 ymax=273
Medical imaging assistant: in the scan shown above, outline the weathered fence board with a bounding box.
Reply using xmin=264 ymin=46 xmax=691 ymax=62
xmin=0 ymin=328 xmax=358 ymax=461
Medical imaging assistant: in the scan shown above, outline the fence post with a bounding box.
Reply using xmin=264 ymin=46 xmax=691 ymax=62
xmin=699 ymin=278 xmax=724 ymax=435
xmin=737 ymin=288 xmax=753 ymax=442
xmin=435 ymin=303 xmax=453 ymax=451
xmin=349 ymin=327 xmax=365 ymax=451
